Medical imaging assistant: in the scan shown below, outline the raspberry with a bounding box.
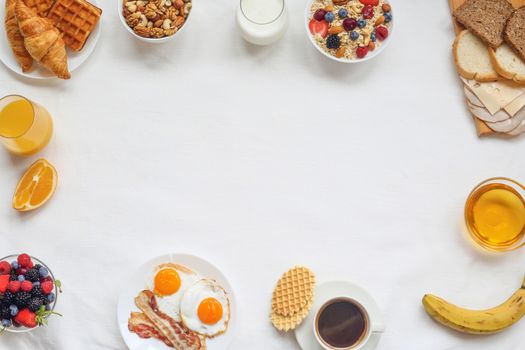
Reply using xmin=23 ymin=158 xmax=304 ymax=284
xmin=8 ymin=281 xmax=21 ymax=293
xmin=0 ymin=275 xmax=10 ymax=293
xmin=41 ymin=281 xmax=53 ymax=295
xmin=21 ymin=280 xmax=33 ymax=292
xmin=375 ymin=26 xmax=388 ymax=41
xmin=17 ymin=254 xmax=31 ymax=269
xmin=356 ymin=45 xmax=369 ymax=58
xmin=361 ymin=5 xmax=374 ymax=19
xmin=0 ymin=261 xmax=11 ymax=275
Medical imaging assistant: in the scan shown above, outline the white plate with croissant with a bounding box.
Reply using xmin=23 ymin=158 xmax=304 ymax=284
xmin=1 ymin=0 xmax=102 ymax=80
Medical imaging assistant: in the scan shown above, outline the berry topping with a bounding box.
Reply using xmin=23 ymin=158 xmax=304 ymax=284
xmin=0 ymin=262 xmax=11 ymax=275
xmin=359 ymin=0 xmax=379 ymax=5
xmin=342 ymin=18 xmax=357 ymax=31
xmin=14 ymin=292 xmax=31 ymax=308
xmin=313 ymin=9 xmax=326 ymax=21
xmin=17 ymin=275 xmax=25 ymax=282
xmin=309 ymin=19 xmax=329 ymax=38
xmin=324 ymin=12 xmax=335 ymax=22
xmin=384 ymin=12 xmax=392 ymax=23
xmin=21 ymin=280 xmax=33 ymax=292
xmin=357 ymin=19 xmax=367 ymax=28
xmin=47 ymin=293 xmax=55 ymax=304
xmin=8 ymin=281 xmax=21 ymax=293
xmin=9 ymin=305 xmax=18 ymax=317
xmin=0 ymin=275 xmax=10 ymax=293
xmin=356 ymin=45 xmax=369 ymax=58
xmin=375 ymin=25 xmax=388 ymax=40
xmin=41 ymin=281 xmax=53 ymax=295
xmin=15 ymin=308 xmax=36 ymax=328
xmin=28 ymin=298 xmax=43 ymax=312
xmin=2 ymin=291 xmax=14 ymax=305
xmin=350 ymin=31 xmax=359 ymax=41
xmin=0 ymin=307 xmax=10 ymax=320
xmin=38 ymin=267 xmax=49 ymax=278
xmin=25 ymin=269 xmax=39 ymax=283
xmin=17 ymin=254 xmax=31 ymax=269
xmin=1 ymin=318 xmax=11 ymax=328
xmin=338 ymin=8 xmax=348 ymax=18
xmin=361 ymin=5 xmax=374 ymax=19
xmin=370 ymin=32 xmax=377 ymax=42
xmin=10 ymin=261 xmax=19 ymax=270
xmin=326 ymin=34 xmax=341 ymax=49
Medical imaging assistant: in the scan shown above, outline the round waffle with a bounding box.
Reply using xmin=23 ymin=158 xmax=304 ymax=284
xmin=270 ymin=296 xmax=314 ymax=332
xmin=271 ymin=266 xmax=315 ymax=317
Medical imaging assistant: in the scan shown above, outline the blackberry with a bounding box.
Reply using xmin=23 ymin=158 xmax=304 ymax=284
xmin=0 ymin=306 xmax=10 ymax=319
xmin=28 ymin=297 xmax=43 ymax=312
xmin=9 ymin=274 xmax=18 ymax=281
xmin=33 ymin=264 xmax=42 ymax=270
xmin=14 ymin=292 xmax=31 ymax=308
xmin=31 ymin=286 xmax=44 ymax=299
xmin=25 ymin=269 xmax=39 ymax=282
xmin=326 ymin=34 xmax=341 ymax=49
xmin=1 ymin=291 xmax=14 ymax=306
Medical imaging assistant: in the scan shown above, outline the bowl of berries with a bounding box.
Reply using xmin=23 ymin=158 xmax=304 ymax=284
xmin=305 ymin=0 xmax=393 ymax=63
xmin=0 ymin=254 xmax=62 ymax=333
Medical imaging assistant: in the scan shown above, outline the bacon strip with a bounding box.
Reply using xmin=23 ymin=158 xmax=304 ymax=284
xmin=129 ymin=312 xmax=173 ymax=347
xmin=134 ymin=290 xmax=202 ymax=350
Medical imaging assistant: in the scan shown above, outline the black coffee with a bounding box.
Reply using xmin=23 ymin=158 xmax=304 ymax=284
xmin=317 ymin=300 xmax=367 ymax=348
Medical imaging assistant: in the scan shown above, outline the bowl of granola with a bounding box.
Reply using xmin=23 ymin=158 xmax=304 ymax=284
xmin=119 ymin=0 xmax=192 ymax=43
xmin=305 ymin=0 xmax=393 ymax=62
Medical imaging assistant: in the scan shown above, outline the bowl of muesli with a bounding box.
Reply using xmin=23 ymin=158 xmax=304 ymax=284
xmin=305 ymin=0 xmax=393 ymax=62
xmin=119 ymin=0 xmax=193 ymax=43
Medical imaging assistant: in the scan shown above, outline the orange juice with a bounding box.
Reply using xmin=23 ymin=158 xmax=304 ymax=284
xmin=0 ymin=95 xmax=53 ymax=156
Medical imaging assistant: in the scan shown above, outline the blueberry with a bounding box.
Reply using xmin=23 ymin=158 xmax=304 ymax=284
xmin=338 ymin=8 xmax=348 ymax=18
xmin=45 ymin=304 xmax=50 ymax=311
xmin=38 ymin=267 xmax=48 ymax=278
xmin=10 ymin=261 xmax=18 ymax=270
xmin=358 ymin=18 xmax=366 ymax=28
xmin=350 ymin=31 xmax=359 ymax=41
xmin=9 ymin=305 xmax=18 ymax=317
xmin=370 ymin=32 xmax=377 ymax=42
xmin=384 ymin=12 xmax=392 ymax=23
xmin=33 ymin=281 xmax=40 ymax=287
xmin=1 ymin=319 xmax=11 ymax=328
xmin=47 ymin=293 xmax=55 ymax=303
xmin=324 ymin=12 xmax=335 ymax=22
xmin=17 ymin=275 xmax=25 ymax=282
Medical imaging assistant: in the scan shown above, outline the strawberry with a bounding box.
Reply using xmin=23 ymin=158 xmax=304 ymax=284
xmin=0 ymin=275 xmax=10 ymax=293
xmin=21 ymin=280 xmax=33 ymax=292
xmin=359 ymin=0 xmax=379 ymax=5
xmin=309 ymin=19 xmax=329 ymax=39
xmin=0 ymin=261 xmax=11 ymax=275
xmin=17 ymin=254 xmax=31 ymax=269
xmin=15 ymin=308 xmax=37 ymax=328
xmin=41 ymin=281 xmax=53 ymax=294
xmin=8 ymin=280 xmax=21 ymax=293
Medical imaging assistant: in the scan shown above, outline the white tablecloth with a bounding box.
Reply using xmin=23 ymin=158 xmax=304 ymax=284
xmin=2 ymin=0 xmax=525 ymax=349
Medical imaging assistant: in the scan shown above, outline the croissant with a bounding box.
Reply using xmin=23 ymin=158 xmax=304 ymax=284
xmin=14 ymin=0 xmax=70 ymax=79
xmin=4 ymin=0 xmax=32 ymax=72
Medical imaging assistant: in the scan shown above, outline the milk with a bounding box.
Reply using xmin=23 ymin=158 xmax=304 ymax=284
xmin=236 ymin=0 xmax=288 ymax=45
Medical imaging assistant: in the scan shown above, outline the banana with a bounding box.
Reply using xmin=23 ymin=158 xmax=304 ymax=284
xmin=422 ymin=275 xmax=525 ymax=334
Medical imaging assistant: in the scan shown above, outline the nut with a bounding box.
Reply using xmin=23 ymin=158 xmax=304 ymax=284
xmin=174 ymin=0 xmax=183 ymax=8
xmin=134 ymin=25 xmax=151 ymax=37
xmin=165 ymin=0 xmax=172 ymax=6
xmin=368 ymin=41 xmax=375 ymax=51
xmin=336 ymin=47 xmax=345 ymax=58
xmin=174 ymin=15 xmax=184 ymax=27
xmin=324 ymin=5 xmax=333 ymax=11
xmin=162 ymin=18 xmax=172 ymax=30
xmin=183 ymin=2 xmax=191 ymax=14
xmin=164 ymin=27 xmax=177 ymax=36
xmin=333 ymin=0 xmax=348 ymax=5
xmin=154 ymin=19 xmax=164 ymax=27
xmin=375 ymin=16 xmax=384 ymax=26
xmin=382 ymin=3 xmax=391 ymax=12
xmin=150 ymin=27 xmax=165 ymax=38
xmin=139 ymin=14 xmax=148 ymax=26
xmin=328 ymin=26 xmax=343 ymax=34
xmin=126 ymin=14 xmax=140 ymax=26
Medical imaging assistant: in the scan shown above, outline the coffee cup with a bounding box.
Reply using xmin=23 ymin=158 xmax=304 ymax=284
xmin=313 ymin=297 xmax=384 ymax=350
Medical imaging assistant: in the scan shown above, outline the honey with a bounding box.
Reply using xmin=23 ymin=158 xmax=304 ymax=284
xmin=465 ymin=181 xmax=525 ymax=251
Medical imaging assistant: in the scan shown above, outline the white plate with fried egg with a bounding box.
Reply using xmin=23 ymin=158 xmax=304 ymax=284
xmin=117 ymin=253 xmax=237 ymax=350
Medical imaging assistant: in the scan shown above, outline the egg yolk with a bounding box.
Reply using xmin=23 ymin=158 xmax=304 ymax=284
xmin=154 ymin=269 xmax=181 ymax=296
xmin=197 ymin=298 xmax=223 ymax=325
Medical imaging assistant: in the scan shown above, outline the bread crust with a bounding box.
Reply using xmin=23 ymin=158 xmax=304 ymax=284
xmin=453 ymin=30 xmax=500 ymax=82
xmin=489 ymin=46 xmax=525 ymax=83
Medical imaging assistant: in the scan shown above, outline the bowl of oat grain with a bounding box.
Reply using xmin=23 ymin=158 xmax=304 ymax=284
xmin=119 ymin=0 xmax=193 ymax=43
xmin=305 ymin=0 xmax=393 ymax=63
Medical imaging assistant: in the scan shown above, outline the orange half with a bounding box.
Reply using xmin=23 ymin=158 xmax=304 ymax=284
xmin=13 ymin=159 xmax=57 ymax=212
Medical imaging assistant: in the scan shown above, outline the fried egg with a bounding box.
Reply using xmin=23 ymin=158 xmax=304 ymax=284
xmin=180 ymin=279 xmax=230 ymax=337
xmin=149 ymin=263 xmax=201 ymax=322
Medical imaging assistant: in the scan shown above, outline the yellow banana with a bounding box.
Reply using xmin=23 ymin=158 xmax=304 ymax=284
xmin=422 ymin=275 xmax=525 ymax=334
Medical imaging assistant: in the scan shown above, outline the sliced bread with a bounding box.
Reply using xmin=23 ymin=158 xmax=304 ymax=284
xmin=453 ymin=0 xmax=514 ymax=48
xmin=505 ymin=7 xmax=525 ymax=62
xmin=454 ymin=30 xmax=500 ymax=82
xmin=489 ymin=44 xmax=525 ymax=83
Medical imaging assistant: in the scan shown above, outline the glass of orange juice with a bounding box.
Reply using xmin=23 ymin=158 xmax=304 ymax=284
xmin=0 ymin=95 xmax=53 ymax=156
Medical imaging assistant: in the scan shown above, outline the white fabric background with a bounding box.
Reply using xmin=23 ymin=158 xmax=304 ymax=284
xmin=1 ymin=0 xmax=525 ymax=349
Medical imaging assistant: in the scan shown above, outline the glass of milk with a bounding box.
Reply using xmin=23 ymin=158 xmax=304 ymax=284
xmin=236 ymin=0 xmax=288 ymax=45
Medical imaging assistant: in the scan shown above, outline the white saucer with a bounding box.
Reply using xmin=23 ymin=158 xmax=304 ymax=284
xmin=295 ymin=281 xmax=384 ymax=350
xmin=117 ymin=253 xmax=237 ymax=350
xmin=0 ymin=0 xmax=101 ymax=80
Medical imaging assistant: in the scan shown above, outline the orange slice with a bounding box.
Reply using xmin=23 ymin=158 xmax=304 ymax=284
xmin=13 ymin=159 xmax=57 ymax=212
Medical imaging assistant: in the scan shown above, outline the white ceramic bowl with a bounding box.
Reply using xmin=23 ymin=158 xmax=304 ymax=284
xmin=118 ymin=0 xmax=192 ymax=43
xmin=304 ymin=0 xmax=394 ymax=63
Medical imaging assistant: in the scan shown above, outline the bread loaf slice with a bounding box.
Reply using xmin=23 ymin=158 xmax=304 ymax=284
xmin=505 ymin=7 xmax=525 ymax=62
xmin=489 ymin=44 xmax=525 ymax=83
xmin=454 ymin=30 xmax=500 ymax=82
xmin=453 ymin=0 xmax=514 ymax=48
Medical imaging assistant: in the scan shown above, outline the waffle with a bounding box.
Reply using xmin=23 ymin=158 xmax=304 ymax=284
xmin=23 ymin=0 xmax=55 ymax=16
xmin=270 ymin=297 xmax=314 ymax=332
xmin=271 ymin=266 xmax=315 ymax=317
xmin=47 ymin=0 xmax=102 ymax=52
